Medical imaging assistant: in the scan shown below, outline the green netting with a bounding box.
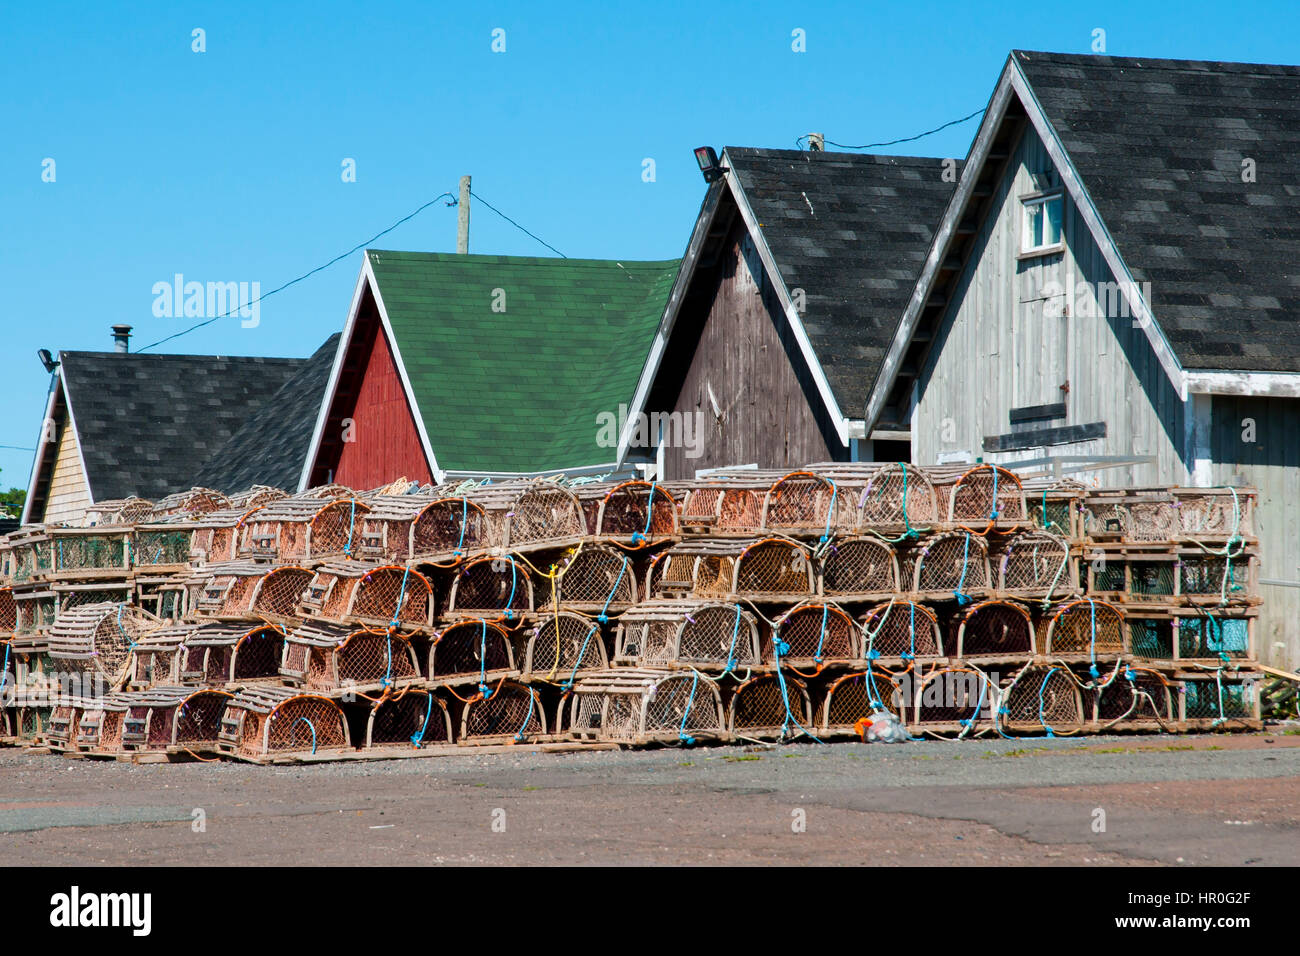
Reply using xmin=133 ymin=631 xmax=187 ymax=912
xmin=1130 ymin=563 xmax=1175 ymax=596
xmin=1129 ymin=620 xmax=1172 ymax=659
xmin=1184 ymin=679 xmax=1253 ymax=719
xmin=1093 ymin=562 xmax=1125 ymax=591
xmin=132 ymin=530 xmax=192 ymax=566
xmin=55 ymin=537 xmax=127 ymax=571
xmin=1178 ymin=617 xmax=1249 ymax=659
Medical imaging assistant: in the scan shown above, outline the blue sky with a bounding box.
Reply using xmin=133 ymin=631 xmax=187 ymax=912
xmin=2 ymin=0 xmax=1297 ymax=493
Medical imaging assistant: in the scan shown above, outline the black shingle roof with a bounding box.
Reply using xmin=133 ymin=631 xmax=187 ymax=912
xmin=191 ymin=333 xmax=340 ymax=494
xmin=59 ymin=349 xmax=308 ymax=502
xmin=1015 ymin=50 xmax=1300 ymax=371
xmin=724 ymin=148 xmax=958 ymax=414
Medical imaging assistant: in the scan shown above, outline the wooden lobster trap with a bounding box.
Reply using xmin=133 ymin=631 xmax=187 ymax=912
xmin=45 ymin=526 xmax=132 ymax=579
xmin=465 ymin=480 xmax=587 ymax=553
xmin=995 ymin=531 xmax=1074 ymax=600
xmin=648 ymin=538 xmax=815 ymax=602
xmin=1021 ymin=478 xmax=1085 ymax=541
xmin=12 ymin=585 xmax=57 ymax=643
xmin=301 ymin=563 xmax=434 ymax=631
xmin=859 ymin=600 xmax=943 ymax=663
xmin=944 ymin=464 xmax=1027 ymax=532
xmin=44 ymin=695 xmax=100 ymax=751
xmin=227 ymin=485 xmax=289 ymax=510
xmin=459 ymin=679 xmax=547 ymax=744
xmin=767 ymin=602 xmax=858 ymax=667
xmin=133 ymin=519 xmax=201 ymax=570
xmin=5 ymin=528 xmax=53 ymax=585
xmin=676 ymin=476 xmax=773 ymax=534
xmin=954 ymin=599 xmax=1036 ymax=663
xmin=280 ymin=622 xmax=421 ymax=694
xmin=128 ymin=622 xmax=199 ymax=687
xmin=818 ymin=537 xmax=899 ymax=600
xmin=55 ymin=581 xmax=132 ymax=621
xmin=911 ymin=665 xmax=999 ymax=735
xmin=361 ymin=494 xmax=493 ymax=564
xmin=613 ymin=601 xmax=761 ymax=671
xmin=1171 ymin=610 xmax=1256 ymax=664
xmin=0 ymin=585 xmax=16 ymax=633
xmin=562 ymin=668 xmax=726 ymax=745
xmin=816 ymin=668 xmax=906 ymax=737
xmin=539 ymin=545 xmax=639 ymax=614
xmin=1176 ymin=549 xmax=1256 ymax=606
xmin=364 ymin=689 xmax=454 ymax=750
xmin=83 ymin=496 xmax=154 ymax=526
xmin=1094 ymin=666 xmax=1176 ymax=730
xmin=238 ymin=494 xmax=371 ymax=562
xmin=523 ymin=612 xmax=608 ymax=682
xmin=149 ymin=487 xmax=230 ymax=520
xmin=179 ymin=623 xmax=289 ymax=686
xmin=445 ymin=554 xmax=533 ymax=619
xmin=761 ymin=471 xmax=848 ymax=538
xmin=1042 ymin=599 xmax=1126 ymax=663
xmin=428 ymin=619 xmax=517 ymax=687
xmin=4 ymin=630 xmax=57 ymax=700
xmin=903 ymin=532 xmax=991 ymax=600
xmin=1178 ymin=671 xmax=1261 ymax=729
xmin=1173 ymin=488 xmax=1254 ymax=541
xmin=1000 ymin=666 xmax=1087 ymax=735
xmin=75 ymin=694 xmax=131 ymax=752
xmin=48 ymin=602 xmax=160 ymax=693
xmin=728 ymin=674 xmax=813 ymax=741
xmin=187 ymin=506 xmax=270 ymax=566
xmin=193 ymin=561 xmax=276 ymax=619
xmin=585 ymin=480 xmax=679 ymax=548
xmin=103 ymin=686 xmax=233 ymax=756
xmin=219 ymin=686 xmax=351 ymax=762
xmin=854 ymin=463 xmax=939 ymax=533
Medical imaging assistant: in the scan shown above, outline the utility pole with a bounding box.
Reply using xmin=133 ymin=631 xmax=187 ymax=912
xmin=457 ymin=175 xmax=471 ymax=253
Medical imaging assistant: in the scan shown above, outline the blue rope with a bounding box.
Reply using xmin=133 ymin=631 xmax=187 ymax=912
xmin=1087 ymin=599 xmax=1099 ymax=679
xmin=390 ymin=565 xmax=411 ymax=630
xmin=514 ymin=687 xmax=537 ymax=741
xmin=772 ymin=636 xmax=824 ymax=743
xmin=410 ymin=692 xmax=435 ymax=748
xmin=953 ymin=532 xmax=973 ymax=604
xmin=290 ymin=716 xmax=318 ymax=754
xmin=960 ymin=672 xmax=988 ymax=732
xmin=630 ymin=482 xmax=657 ymax=545
xmin=562 ymin=622 xmax=599 ymax=691
xmin=989 ymin=465 xmax=1000 ymax=520
xmin=477 ymin=619 xmax=492 ymax=699
xmin=504 ymin=559 xmax=516 ymax=621
xmin=820 ymin=478 xmax=838 ymax=544
xmin=813 ymin=602 xmax=830 ymax=664
xmin=906 ymin=601 xmax=917 ymax=660
xmin=721 ymin=604 xmax=743 ymax=675
xmin=677 ymin=671 xmax=699 ymax=745
xmin=1038 ymin=667 xmax=1062 ymax=737
xmin=0 ymin=643 xmax=10 ymax=695
xmin=597 ymin=555 xmax=629 ymax=623
xmin=343 ymin=498 xmax=357 ymax=557
xmin=454 ymin=498 xmax=468 ymax=557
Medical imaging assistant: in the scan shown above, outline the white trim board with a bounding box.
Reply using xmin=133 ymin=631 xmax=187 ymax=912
xmin=1185 ymin=370 xmax=1300 ymax=398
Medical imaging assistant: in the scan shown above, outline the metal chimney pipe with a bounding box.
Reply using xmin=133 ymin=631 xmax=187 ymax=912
xmin=111 ymin=324 xmax=132 ymax=353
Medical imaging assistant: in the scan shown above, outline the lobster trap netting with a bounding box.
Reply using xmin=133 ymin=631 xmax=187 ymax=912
xmin=856 ymin=463 xmax=938 ymax=530
xmin=566 ymin=670 xmax=725 ymax=743
xmin=59 ymin=585 xmax=131 ymax=615
xmin=820 ymin=538 xmax=899 ymax=596
xmin=51 ymin=532 xmax=129 ymax=573
xmin=646 ymin=546 xmax=710 ymax=597
xmin=149 ymin=487 xmax=230 ymax=519
xmin=430 ymin=620 xmax=515 ymax=683
xmin=525 ymin=613 xmax=608 ymax=679
xmin=309 ymin=499 xmax=370 ymax=557
xmin=196 ymin=565 xmax=265 ymax=617
xmin=914 ymin=667 xmax=997 ymax=727
xmin=231 ymin=627 xmax=288 ymax=682
xmin=132 ymin=528 xmax=195 ymax=567
xmin=448 ymin=556 xmax=532 ymax=615
xmin=1177 ymin=615 xmax=1251 ymax=660
xmin=45 ymin=698 xmax=92 ymax=749
xmin=334 ymin=630 xmax=420 ymax=688
xmin=595 ymin=481 xmax=679 ymax=545
xmin=861 ymin=600 xmax=942 ymax=658
xmin=0 ymin=588 xmax=15 ymax=631
xmin=1044 ymin=600 xmax=1125 ymax=658
xmin=351 ymin=566 xmax=432 ymax=627
xmin=1176 ymin=491 xmax=1252 ymax=538
xmin=48 ymin=602 xmax=160 ymax=687
xmin=1182 ymin=675 xmax=1257 ymax=721
xmin=1179 ymin=556 xmax=1245 ymax=599
xmin=368 ymin=691 xmax=453 ymax=748
xmin=1128 ymin=618 xmax=1174 ymax=660
xmin=729 ymin=675 xmax=812 ymax=737
xmin=996 ymin=531 xmax=1071 ymax=596
xmin=411 ymin=497 xmax=493 ymax=561
xmin=1003 ymin=667 xmax=1085 ymax=730
xmin=543 ymin=547 xmax=637 ymax=610
xmin=494 ymin=483 xmax=586 ymax=550
xmin=956 ymin=600 xmax=1035 ymax=659
xmin=78 ymin=701 xmax=127 ymax=750
xmin=461 ymin=680 xmax=545 ymax=741
xmin=615 ymin=602 xmax=761 ymax=669
xmin=173 ymin=690 xmax=232 ymax=745
xmin=818 ymin=670 xmax=905 ymax=731
xmin=948 ymin=465 xmax=1026 ymax=529
xmin=767 ymin=603 xmax=857 ymax=664
xmin=762 ymin=472 xmax=842 ymax=535
xmin=910 ymin=532 xmax=990 ymax=595
xmin=733 ymin=539 xmax=815 ymax=597
xmin=1129 ymin=562 xmax=1176 ymax=598
xmin=262 ymin=696 xmax=349 ymax=754
xmin=1097 ymin=669 xmax=1174 ymax=723
xmin=250 ymin=567 xmax=315 ymax=619
xmin=1123 ymin=501 xmax=1181 ymax=541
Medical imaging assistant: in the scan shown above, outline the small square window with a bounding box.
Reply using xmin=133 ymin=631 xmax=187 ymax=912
xmin=1022 ymin=192 xmax=1063 ymax=254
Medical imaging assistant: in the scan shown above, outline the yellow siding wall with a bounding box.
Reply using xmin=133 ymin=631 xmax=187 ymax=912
xmin=42 ymin=417 xmax=91 ymax=525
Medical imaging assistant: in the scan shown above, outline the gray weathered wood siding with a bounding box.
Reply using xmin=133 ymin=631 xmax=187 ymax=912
xmin=658 ymin=220 xmax=845 ymax=479
xmin=912 ymin=123 xmax=1186 ymax=486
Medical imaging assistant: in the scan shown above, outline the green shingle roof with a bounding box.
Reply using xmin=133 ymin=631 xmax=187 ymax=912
xmin=366 ymin=249 xmax=680 ymax=474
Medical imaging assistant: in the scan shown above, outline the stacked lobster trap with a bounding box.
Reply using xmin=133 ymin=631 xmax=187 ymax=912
xmin=0 ymin=465 xmax=1269 ymax=761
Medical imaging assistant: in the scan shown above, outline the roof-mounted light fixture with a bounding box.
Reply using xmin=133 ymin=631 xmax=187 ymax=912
xmin=37 ymin=349 xmax=58 ymax=373
xmin=694 ymin=146 xmax=727 ymax=183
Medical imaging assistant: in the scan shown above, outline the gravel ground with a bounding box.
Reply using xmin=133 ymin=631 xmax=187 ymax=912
xmin=1 ymin=733 xmax=1296 ymax=865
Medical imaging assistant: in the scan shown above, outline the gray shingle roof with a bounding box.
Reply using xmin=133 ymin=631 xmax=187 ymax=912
xmin=58 ymin=350 xmax=308 ymax=502
xmin=725 ymin=148 xmax=959 ymax=414
xmin=190 ymin=333 xmax=340 ymax=494
xmin=1015 ymin=50 xmax=1300 ymax=371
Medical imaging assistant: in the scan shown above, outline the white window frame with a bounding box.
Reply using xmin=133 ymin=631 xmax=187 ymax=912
xmin=1019 ymin=190 xmax=1064 ymax=257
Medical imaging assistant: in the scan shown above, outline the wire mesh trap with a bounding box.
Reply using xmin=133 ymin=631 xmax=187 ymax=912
xmin=1001 ymin=666 xmax=1086 ymax=735
xmin=729 ymin=674 xmax=813 ymax=740
xmin=129 ymin=622 xmax=200 ymax=687
xmin=1043 ymin=599 xmax=1125 ymax=661
xmin=238 ymin=495 xmax=371 ymax=562
xmin=762 ymin=471 xmax=844 ymax=537
xmin=539 ymin=545 xmax=638 ymax=613
xmin=75 ymin=695 xmax=130 ymax=752
xmin=104 ymin=686 xmax=233 ymax=755
xmin=955 ymin=599 xmax=1035 ymax=661
xmin=1174 ymin=613 xmax=1253 ymax=662
xmin=591 ymin=480 xmax=679 ymax=547
xmin=819 ymin=537 xmax=899 ymax=599
xmin=365 ymin=690 xmax=454 ymax=749
xmin=466 ymin=480 xmax=586 ymax=553
xmin=859 ymin=600 xmax=942 ymax=661
xmin=995 ymin=531 xmax=1072 ymax=599
xmin=562 ymin=668 xmax=726 ymax=745
xmin=767 ymin=602 xmax=857 ymax=666
xmin=523 ymin=612 xmax=609 ymax=682
xmin=911 ymin=666 xmax=999 ymax=734
xmin=48 ymin=602 xmax=160 ymax=690
xmin=194 ymin=562 xmax=275 ymax=619
xmin=428 ymin=619 xmax=517 ymax=686
xmin=906 ymin=532 xmax=991 ymax=598
xmin=149 ymin=487 xmax=231 ymax=520
xmin=460 ymin=679 xmax=546 ymax=744
xmin=361 ymin=494 xmax=493 ymax=564
xmin=46 ymin=528 xmax=131 ymax=576
xmin=446 ymin=554 xmax=532 ymax=617
xmin=133 ymin=521 xmax=200 ymax=568
xmin=180 ymin=623 xmax=289 ymax=685
xmin=284 ymin=623 xmax=421 ymax=694
xmin=614 ymin=601 xmax=760 ymax=670
xmin=301 ymin=563 xmax=433 ymax=630
xmin=816 ymin=669 xmax=905 ymax=736
xmin=855 ymin=463 xmax=939 ymax=531
xmin=1095 ymin=667 xmax=1175 ymax=729
xmin=219 ymin=686 xmax=350 ymax=760
xmin=44 ymin=695 xmax=99 ymax=751
xmin=946 ymin=465 xmax=1027 ymax=531
xmin=1180 ymin=673 xmax=1260 ymax=726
